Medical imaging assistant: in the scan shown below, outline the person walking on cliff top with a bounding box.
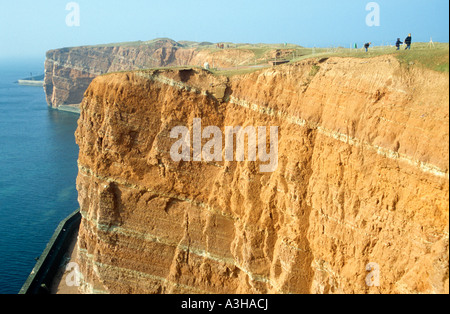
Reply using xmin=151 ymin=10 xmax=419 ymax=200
xmin=405 ymin=34 xmax=412 ymax=50
xmin=396 ymin=38 xmax=403 ymax=50
xmin=364 ymin=42 xmax=371 ymax=52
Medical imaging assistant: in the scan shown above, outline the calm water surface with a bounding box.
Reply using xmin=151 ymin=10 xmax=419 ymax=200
xmin=0 ymin=59 xmax=79 ymax=294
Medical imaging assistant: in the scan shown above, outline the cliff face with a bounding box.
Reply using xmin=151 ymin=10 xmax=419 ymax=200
xmin=75 ymin=56 xmax=449 ymax=294
xmin=44 ymin=39 xmax=256 ymax=108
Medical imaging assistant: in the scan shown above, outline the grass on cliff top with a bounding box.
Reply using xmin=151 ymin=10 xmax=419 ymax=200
xmin=395 ymin=43 xmax=449 ymax=72
xmin=291 ymin=42 xmax=449 ymax=73
xmin=101 ymin=42 xmax=448 ymax=79
xmin=208 ymin=66 xmax=271 ymax=77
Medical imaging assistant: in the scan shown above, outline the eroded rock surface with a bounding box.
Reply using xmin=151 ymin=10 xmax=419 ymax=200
xmin=75 ymin=57 xmax=449 ymax=294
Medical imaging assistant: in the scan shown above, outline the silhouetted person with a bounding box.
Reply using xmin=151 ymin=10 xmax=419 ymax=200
xmin=364 ymin=42 xmax=371 ymax=52
xmin=396 ymin=38 xmax=403 ymax=50
xmin=405 ymin=34 xmax=412 ymax=50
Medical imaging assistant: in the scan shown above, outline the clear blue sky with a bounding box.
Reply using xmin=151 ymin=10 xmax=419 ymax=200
xmin=0 ymin=0 xmax=448 ymax=60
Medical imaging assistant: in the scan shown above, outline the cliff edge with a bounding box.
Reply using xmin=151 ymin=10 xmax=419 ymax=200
xmin=44 ymin=39 xmax=283 ymax=109
xmin=74 ymin=56 xmax=449 ymax=294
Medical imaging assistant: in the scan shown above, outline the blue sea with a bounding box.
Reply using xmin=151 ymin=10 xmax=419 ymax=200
xmin=0 ymin=59 xmax=80 ymax=294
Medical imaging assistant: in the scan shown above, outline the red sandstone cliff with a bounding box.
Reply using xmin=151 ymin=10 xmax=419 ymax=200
xmin=44 ymin=39 xmax=258 ymax=108
xmin=74 ymin=56 xmax=449 ymax=294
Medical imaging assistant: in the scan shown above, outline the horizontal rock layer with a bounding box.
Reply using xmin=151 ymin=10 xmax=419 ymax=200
xmin=75 ymin=56 xmax=449 ymax=294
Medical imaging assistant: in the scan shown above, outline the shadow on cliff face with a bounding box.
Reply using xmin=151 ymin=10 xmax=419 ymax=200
xmin=98 ymin=182 xmax=123 ymax=230
xmin=178 ymin=69 xmax=195 ymax=83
